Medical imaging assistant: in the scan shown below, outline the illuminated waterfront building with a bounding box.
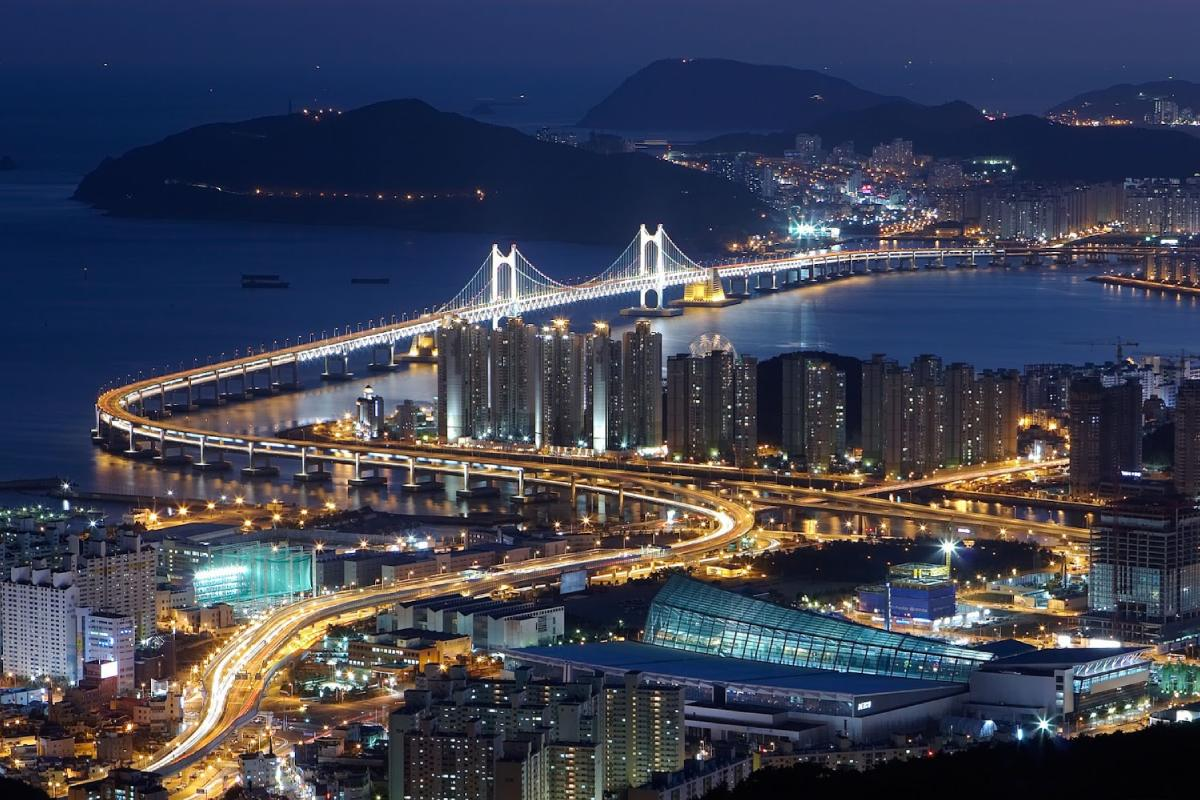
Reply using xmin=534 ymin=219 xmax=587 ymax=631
xmin=781 ymin=355 xmax=846 ymax=471
xmin=491 ymin=317 xmax=539 ymax=443
xmin=666 ymin=335 xmax=756 ymax=464
xmin=436 ymin=315 xmax=491 ymax=441
xmin=621 ymin=320 xmax=662 ymax=450
xmin=356 ymin=384 xmax=385 ymax=439
xmin=537 ymin=319 xmax=586 ymax=448
xmin=586 ymin=322 xmax=623 ymax=452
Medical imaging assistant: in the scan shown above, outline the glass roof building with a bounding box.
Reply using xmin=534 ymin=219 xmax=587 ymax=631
xmin=644 ymin=574 xmax=991 ymax=683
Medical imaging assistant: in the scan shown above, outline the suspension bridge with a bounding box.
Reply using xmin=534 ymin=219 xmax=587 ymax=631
xmin=93 ymin=225 xmax=992 ymax=477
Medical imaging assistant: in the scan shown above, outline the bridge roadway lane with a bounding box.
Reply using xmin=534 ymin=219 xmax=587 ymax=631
xmin=144 ymin=472 xmax=754 ymax=777
xmin=728 ymin=480 xmax=1088 ymax=542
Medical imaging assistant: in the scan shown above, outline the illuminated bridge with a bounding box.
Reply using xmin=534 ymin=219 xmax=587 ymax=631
xmin=95 ymin=225 xmax=991 ymax=478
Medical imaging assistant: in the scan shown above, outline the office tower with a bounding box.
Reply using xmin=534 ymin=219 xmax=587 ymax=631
xmin=356 ymin=384 xmax=384 ymax=439
xmin=491 ymin=317 xmax=539 ymax=443
xmin=586 ymin=322 xmax=622 ymax=452
xmin=979 ymin=369 xmax=1021 ymax=462
xmin=942 ymin=363 xmax=980 ymax=467
xmin=621 ymin=320 xmax=663 ymax=450
xmin=1 ymin=566 xmax=80 ymax=682
xmin=537 ymin=319 xmax=586 ymax=448
xmin=781 ymin=356 xmax=846 ymax=471
xmin=67 ymin=769 xmax=167 ymax=800
xmin=1085 ymin=498 xmax=1200 ymax=642
xmin=72 ymin=533 xmax=158 ymax=640
xmin=437 ymin=316 xmax=491 ymax=441
xmin=666 ymin=339 xmax=757 ymax=465
xmin=79 ymin=610 xmax=136 ymax=694
xmin=1176 ymin=380 xmax=1200 ymax=497
xmin=1068 ymin=377 xmax=1143 ymax=496
xmin=602 ymin=673 xmax=685 ymax=792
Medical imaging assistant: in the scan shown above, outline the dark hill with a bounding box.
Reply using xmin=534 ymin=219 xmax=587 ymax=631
xmin=74 ymin=99 xmax=771 ymax=250
xmin=1048 ymin=79 xmax=1200 ymax=120
xmin=578 ymin=58 xmax=905 ymax=132
xmin=687 ymin=103 xmax=1200 ymax=181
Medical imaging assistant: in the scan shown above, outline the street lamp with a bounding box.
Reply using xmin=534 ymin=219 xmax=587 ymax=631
xmin=940 ymin=538 xmax=957 ymax=569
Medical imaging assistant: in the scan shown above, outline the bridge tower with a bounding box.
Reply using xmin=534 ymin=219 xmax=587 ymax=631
xmin=489 ymin=244 xmax=519 ymax=329
xmin=637 ymin=224 xmax=667 ymax=309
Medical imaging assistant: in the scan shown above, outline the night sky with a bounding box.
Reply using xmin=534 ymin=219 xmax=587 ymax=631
xmin=3 ymin=0 xmax=1200 ymax=168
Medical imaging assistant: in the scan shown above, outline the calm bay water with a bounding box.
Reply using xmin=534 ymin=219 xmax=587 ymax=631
xmin=2 ymin=176 xmax=1199 ymax=514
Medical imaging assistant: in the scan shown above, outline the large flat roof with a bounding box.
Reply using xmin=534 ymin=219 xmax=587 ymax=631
xmin=510 ymin=641 xmax=962 ymax=700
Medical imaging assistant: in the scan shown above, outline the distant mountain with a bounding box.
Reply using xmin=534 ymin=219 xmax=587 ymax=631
xmin=75 ymin=100 xmax=771 ymax=249
xmin=1048 ymin=79 xmax=1200 ymax=121
xmin=692 ymin=101 xmax=984 ymax=156
xmin=578 ymin=58 xmax=906 ymax=133
xmin=688 ymin=102 xmax=1200 ymax=181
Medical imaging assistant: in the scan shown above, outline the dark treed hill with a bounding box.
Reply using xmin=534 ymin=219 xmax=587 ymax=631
xmin=0 ymin=778 xmax=49 ymax=800
xmin=578 ymin=58 xmax=906 ymax=133
xmin=1048 ymin=79 xmax=1200 ymax=119
xmin=74 ymin=99 xmax=771 ymax=250
xmin=705 ymin=722 xmax=1200 ymax=800
xmin=687 ymin=103 xmax=1200 ymax=181
xmin=757 ymin=352 xmax=863 ymax=448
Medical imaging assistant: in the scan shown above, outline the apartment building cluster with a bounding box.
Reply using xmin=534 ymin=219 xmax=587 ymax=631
xmin=438 ymin=316 xmax=662 ymax=452
xmin=0 ymin=532 xmax=156 ymax=688
xmin=861 ymin=354 xmax=1020 ymax=478
xmin=388 ymin=665 xmax=686 ymax=800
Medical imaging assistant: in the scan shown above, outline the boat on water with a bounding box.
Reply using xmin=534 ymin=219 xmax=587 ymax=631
xmin=241 ymin=273 xmax=289 ymax=289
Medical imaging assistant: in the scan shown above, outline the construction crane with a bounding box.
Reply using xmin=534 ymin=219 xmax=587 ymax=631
xmin=1065 ymin=337 xmax=1139 ymax=363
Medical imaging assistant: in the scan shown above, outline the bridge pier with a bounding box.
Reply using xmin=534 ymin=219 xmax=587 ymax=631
xmin=221 ymin=370 xmax=249 ymax=402
xmin=271 ymin=360 xmax=300 ymax=391
xmin=240 ymin=443 xmax=280 ymax=478
xmin=321 ymin=352 xmax=353 ymax=382
xmin=153 ymin=435 xmax=192 ymax=467
xmin=456 ymin=463 xmax=498 ymax=499
xmin=368 ymin=343 xmax=398 ymax=372
xmin=246 ymin=364 xmax=276 ymax=397
xmin=754 ymin=271 xmax=779 ymax=293
xmin=401 ymin=458 xmax=443 ymax=493
xmin=193 ymin=437 xmax=232 ymax=472
xmin=725 ymin=275 xmax=751 ymax=298
xmin=195 ymin=380 xmax=223 ymax=407
xmin=294 ymin=448 xmax=332 ymax=482
xmin=348 ymin=452 xmax=387 ymax=487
